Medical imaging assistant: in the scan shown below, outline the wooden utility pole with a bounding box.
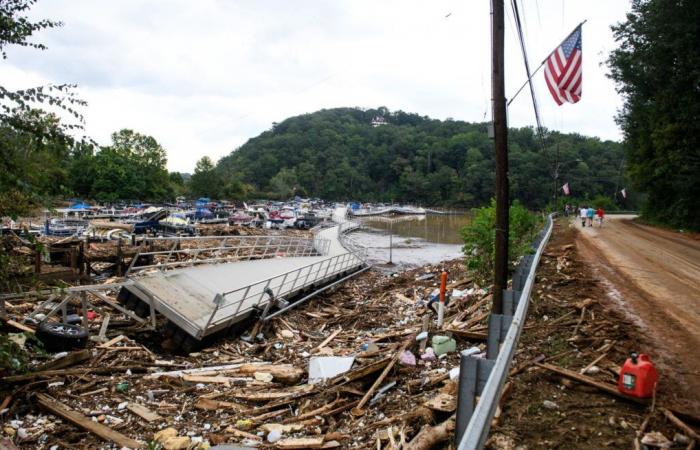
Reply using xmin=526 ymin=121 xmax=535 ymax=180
xmin=492 ymin=0 xmax=508 ymax=314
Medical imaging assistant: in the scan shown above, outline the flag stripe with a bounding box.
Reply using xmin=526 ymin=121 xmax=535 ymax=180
xmin=544 ymin=26 xmax=583 ymax=106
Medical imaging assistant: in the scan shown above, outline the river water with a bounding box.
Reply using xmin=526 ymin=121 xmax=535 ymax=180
xmin=350 ymin=214 xmax=471 ymax=271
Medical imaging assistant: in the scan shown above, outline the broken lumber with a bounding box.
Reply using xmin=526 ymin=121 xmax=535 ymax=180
xmin=311 ymin=327 xmax=342 ymax=353
xmin=36 ymin=349 xmax=91 ymax=372
xmin=352 ymin=335 xmax=414 ymax=415
xmin=126 ymin=403 xmax=162 ymax=422
xmin=236 ymin=363 xmax=304 ymax=384
xmin=276 ymin=437 xmax=324 ymax=449
xmin=661 ymin=408 xmax=700 ymax=441
xmin=404 ymin=415 xmax=455 ymax=450
xmin=36 ymin=393 xmax=142 ymax=448
xmin=536 ymin=363 xmax=648 ymax=405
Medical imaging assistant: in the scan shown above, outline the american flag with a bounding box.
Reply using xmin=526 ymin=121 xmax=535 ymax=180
xmin=544 ymin=25 xmax=582 ymax=105
xmin=621 ymin=188 xmax=627 ymax=199
xmin=562 ymin=182 xmax=570 ymax=196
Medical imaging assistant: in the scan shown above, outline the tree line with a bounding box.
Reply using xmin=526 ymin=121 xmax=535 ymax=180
xmin=202 ymin=106 xmax=629 ymax=210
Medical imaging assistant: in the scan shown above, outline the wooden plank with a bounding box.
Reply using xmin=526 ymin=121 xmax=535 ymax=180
xmin=126 ymin=403 xmax=162 ymax=423
xmin=4 ymin=319 xmax=35 ymax=334
xmin=424 ymin=393 xmax=456 ymax=413
xmin=536 ymin=363 xmax=648 ymax=405
xmin=352 ymin=335 xmax=414 ymax=415
xmin=661 ymin=408 xmax=700 ymax=441
xmin=36 ymin=349 xmax=91 ymax=372
xmin=182 ymin=375 xmax=231 ymax=386
xmin=36 ymin=393 xmax=142 ymax=448
xmin=276 ymin=437 xmax=324 ymax=449
xmin=311 ymin=328 xmax=342 ymax=353
xmin=195 ymin=397 xmax=246 ymax=412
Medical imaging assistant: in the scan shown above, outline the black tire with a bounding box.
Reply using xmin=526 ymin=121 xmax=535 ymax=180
xmin=36 ymin=321 xmax=89 ymax=352
xmin=125 ymin=296 xmax=138 ymax=311
xmin=134 ymin=300 xmax=149 ymax=318
xmin=180 ymin=335 xmax=200 ymax=354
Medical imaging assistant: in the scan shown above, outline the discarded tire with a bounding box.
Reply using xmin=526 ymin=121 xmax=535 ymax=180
xmin=36 ymin=321 xmax=89 ymax=352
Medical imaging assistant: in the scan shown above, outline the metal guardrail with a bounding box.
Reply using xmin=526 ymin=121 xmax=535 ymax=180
xmin=126 ymin=235 xmax=330 ymax=274
xmin=456 ymin=214 xmax=554 ymax=449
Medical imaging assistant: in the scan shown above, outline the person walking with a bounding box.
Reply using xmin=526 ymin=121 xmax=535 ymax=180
xmin=596 ymin=207 xmax=605 ymax=227
xmin=586 ymin=206 xmax=595 ymax=227
xmin=580 ymin=206 xmax=588 ymax=227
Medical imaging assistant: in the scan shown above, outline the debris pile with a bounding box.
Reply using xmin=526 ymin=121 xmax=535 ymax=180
xmin=1 ymin=259 xmax=498 ymax=449
xmin=489 ymin=221 xmax=700 ymax=449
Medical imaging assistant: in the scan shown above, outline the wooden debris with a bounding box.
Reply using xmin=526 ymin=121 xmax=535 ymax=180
xmin=352 ymin=335 xmax=414 ymax=415
xmin=276 ymin=437 xmax=325 ymax=449
xmin=424 ymin=392 xmax=456 ymax=412
xmin=36 ymin=393 xmax=142 ymax=449
xmin=36 ymin=349 xmax=92 ymax=372
xmin=127 ymin=403 xmax=162 ymax=422
xmin=236 ymin=363 xmax=304 ymax=384
xmin=536 ymin=362 xmax=648 ymax=405
xmin=661 ymin=408 xmax=700 ymax=441
xmin=404 ymin=415 xmax=455 ymax=450
xmin=311 ymin=327 xmax=342 ymax=353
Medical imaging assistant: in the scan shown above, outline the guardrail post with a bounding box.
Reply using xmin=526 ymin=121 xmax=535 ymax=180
xmin=486 ymin=290 xmax=516 ymax=359
xmin=456 ymin=353 xmax=495 ymax=444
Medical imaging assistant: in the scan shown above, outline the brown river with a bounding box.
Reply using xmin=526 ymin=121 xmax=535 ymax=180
xmin=351 ymin=214 xmax=471 ymax=271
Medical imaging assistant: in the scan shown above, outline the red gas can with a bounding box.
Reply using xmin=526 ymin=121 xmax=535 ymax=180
xmin=618 ymin=352 xmax=658 ymax=398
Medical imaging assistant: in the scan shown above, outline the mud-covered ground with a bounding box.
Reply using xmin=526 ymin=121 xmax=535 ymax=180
xmin=489 ymin=218 xmax=699 ymax=449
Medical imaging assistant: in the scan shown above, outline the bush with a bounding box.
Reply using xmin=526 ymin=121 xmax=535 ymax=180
xmin=460 ymin=199 xmax=541 ymax=284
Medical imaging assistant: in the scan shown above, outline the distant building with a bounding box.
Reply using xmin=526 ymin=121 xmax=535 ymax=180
xmin=371 ymin=116 xmax=388 ymax=127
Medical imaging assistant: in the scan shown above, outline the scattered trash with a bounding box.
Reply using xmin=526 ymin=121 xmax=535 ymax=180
xmin=641 ymin=431 xmax=672 ymax=448
xmin=115 ymin=381 xmax=129 ymax=393
xmin=432 ymin=335 xmax=456 ymax=355
xmin=542 ymin=400 xmax=559 ymax=410
xmin=416 ymin=331 xmax=428 ymax=341
xmin=399 ymin=350 xmax=416 ymax=366
xmin=421 ymin=347 xmax=437 ymax=362
xmin=308 ymin=356 xmax=355 ymax=384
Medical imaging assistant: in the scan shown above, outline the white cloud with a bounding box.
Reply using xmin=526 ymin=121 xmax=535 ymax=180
xmin=3 ymin=0 xmax=630 ymax=172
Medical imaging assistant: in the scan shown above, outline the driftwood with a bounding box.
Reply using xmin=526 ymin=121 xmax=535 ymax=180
xmin=661 ymin=408 xmax=700 ymax=441
xmin=404 ymin=414 xmax=455 ymax=450
xmin=352 ymin=335 xmax=414 ymax=415
xmin=536 ymin=363 xmax=648 ymax=405
xmin=36 ymin=393 xmax=142 ymax=448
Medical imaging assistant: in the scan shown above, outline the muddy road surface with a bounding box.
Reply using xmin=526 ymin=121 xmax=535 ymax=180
xmin=577 ymin=215 xmax=700 ymax=411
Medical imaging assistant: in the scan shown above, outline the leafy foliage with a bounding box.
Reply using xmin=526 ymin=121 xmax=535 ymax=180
xmin=460 ymin=199 xmax=541 ymax=284
xmin=215 ymin=107 xmax=627 ymax=208
xmin=607 ymin=0 xmax=700 ymax=230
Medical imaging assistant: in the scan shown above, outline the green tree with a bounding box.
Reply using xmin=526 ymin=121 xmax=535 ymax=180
xmin=607 ymin=0 xmax=700 ymax=229
xmin=0 ymin=0 xmax=85 ymax=216
xmin=189 ymin=156 xmax=220 ymax=198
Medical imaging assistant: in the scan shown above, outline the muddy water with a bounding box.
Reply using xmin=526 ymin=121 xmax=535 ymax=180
xmin=351 ymin=214 xmax=471 ymax=270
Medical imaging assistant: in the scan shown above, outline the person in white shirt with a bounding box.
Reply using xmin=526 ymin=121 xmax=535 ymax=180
xmin=579 ymin=206 xmax=588 ymax=227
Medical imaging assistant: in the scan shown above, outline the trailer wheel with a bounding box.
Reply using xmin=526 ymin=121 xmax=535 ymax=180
xmin=134 ymin=300 xmax=150 ymax=318
xmin=36 ymin=321 xmax=89 ymax=352
xmin=181 ymin=335 xmax=200 ymax=354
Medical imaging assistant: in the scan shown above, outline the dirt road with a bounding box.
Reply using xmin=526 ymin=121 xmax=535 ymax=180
xmin=576 ymin=215 xmax=700 ymax=411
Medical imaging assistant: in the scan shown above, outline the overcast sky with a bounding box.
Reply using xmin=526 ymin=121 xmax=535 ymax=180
xmin=1 ymin=1 xmax=631 ymax=172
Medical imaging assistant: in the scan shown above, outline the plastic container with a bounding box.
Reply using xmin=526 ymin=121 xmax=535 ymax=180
xmin=617 ymin=352 xmax=658 ymax=398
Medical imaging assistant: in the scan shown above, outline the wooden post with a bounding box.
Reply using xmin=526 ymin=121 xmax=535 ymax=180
xmin=492 ymin=0 xmax=508 ymax=315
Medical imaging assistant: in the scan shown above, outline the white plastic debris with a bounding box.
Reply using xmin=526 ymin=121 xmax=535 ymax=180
xmin=308 ymin=356 xmax=355 ymax=384
xmin=416 ymin=331 xmax=428 ymax=341
xmin=267 ymin=429 xmax=282 ymax=443
xmin=449 ymin=367 xmax=460 ymax=381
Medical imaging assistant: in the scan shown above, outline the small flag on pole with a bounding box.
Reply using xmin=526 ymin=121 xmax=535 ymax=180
xmin=621 ymin=188 xmax=627 ymax=199
xmin=544 ymin=25 xmax=583 ymax=105
xmin=562 ymin=183 xmax=570 ymax=196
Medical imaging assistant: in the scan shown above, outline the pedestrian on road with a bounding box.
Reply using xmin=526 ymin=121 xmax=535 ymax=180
xmin=580 ymin=206 xmax=588 ymax=227
xmin=596 ymin=207 xmax=605 ymax=227
xmin=586 ymin=206 xmax=595 ymax=227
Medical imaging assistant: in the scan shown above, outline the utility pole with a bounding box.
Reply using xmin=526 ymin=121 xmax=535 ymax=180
xmin=492 ymin=0 xmax=508 ymax=314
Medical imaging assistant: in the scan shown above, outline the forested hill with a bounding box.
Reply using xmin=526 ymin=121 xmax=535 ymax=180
xmin=215 ymin=107 xmax=626 ymax=208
